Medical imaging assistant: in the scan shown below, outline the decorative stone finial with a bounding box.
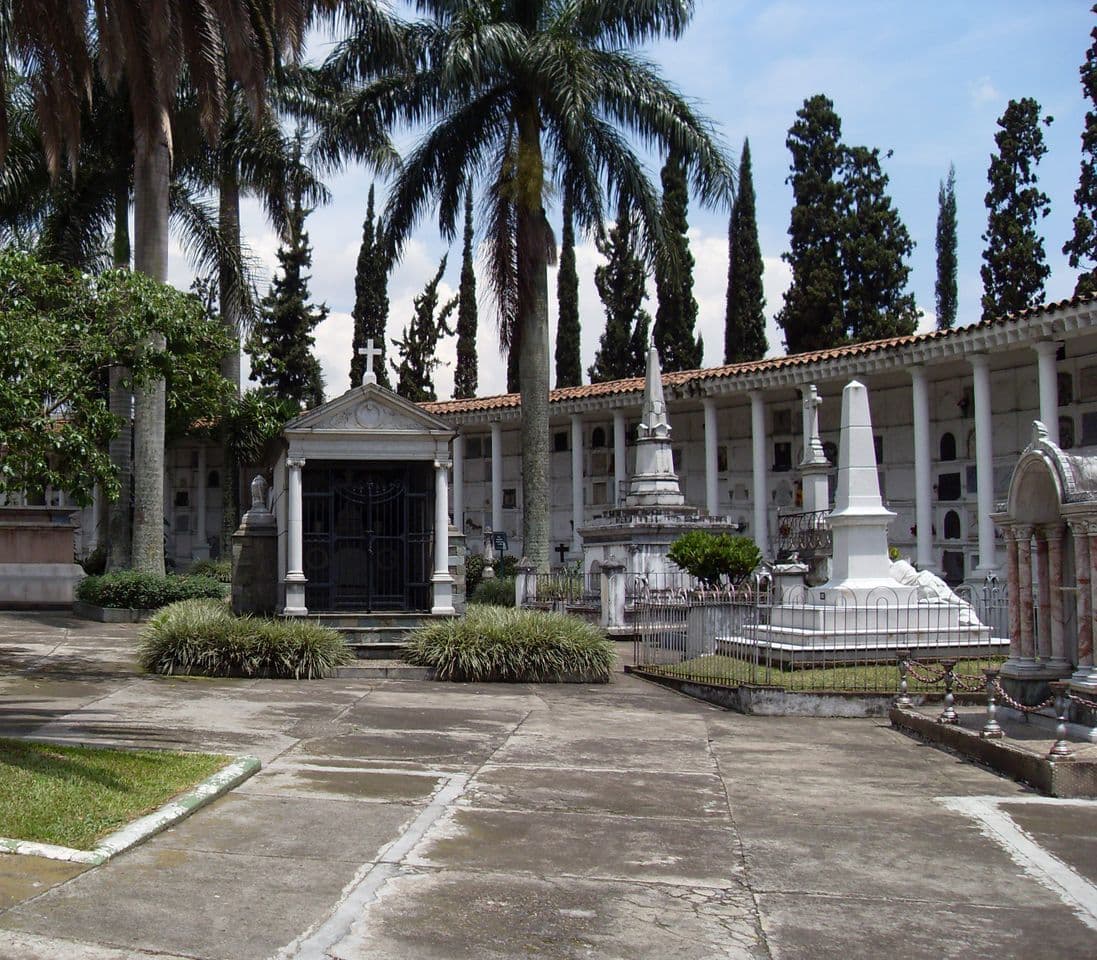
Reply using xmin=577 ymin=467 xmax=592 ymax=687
xmin=249 ymin=475 xmax=270 ymax=515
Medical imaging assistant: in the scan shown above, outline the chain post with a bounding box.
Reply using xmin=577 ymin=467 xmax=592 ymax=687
xmin=937 ymin=659 xmax=959 ymax=724
xmin=895 ymin=649 xmax=912 ymax=707
xmin=1047 ymin=681 xmax=1075 ymax=761
xmin=980 ymin=669 xmax=1003 ymax=739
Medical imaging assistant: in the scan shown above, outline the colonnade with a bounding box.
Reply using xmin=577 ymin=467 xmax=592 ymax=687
xmin=1000 ymin=519 xmax=1097 ymax=689
xmin=450 ymin=342 xmax=1063 ymax=578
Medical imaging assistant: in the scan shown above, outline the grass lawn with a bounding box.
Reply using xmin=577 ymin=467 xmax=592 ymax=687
xmin=649 ymin=654 xmax=1003 ymax=693
xmin=0 ymin=738 xmax=230 ymax=850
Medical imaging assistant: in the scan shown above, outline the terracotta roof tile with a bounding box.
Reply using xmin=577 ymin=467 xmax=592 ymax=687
xmin=421 ymin=292 xmax=1097 ymax=417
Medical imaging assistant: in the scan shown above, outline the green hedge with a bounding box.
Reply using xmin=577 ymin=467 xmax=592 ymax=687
xmin=138 ymin=600 xmax=351 ymax=679
xmin=468 ymin=576 xmax=516 ymax=607
xmin=76 ymin=571 xmax=226 ymax=609
xmin=404 ymin=605 xmax=616 ymax=683
xmin=187 ymin=558 xmax=232 ymax=583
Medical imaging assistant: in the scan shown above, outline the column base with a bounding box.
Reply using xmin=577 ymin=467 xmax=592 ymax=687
xmin=999 ymin=657 xmax=1049 ymax=679
xmin=1040 ymin=658 xmax=1075 ymax=677
xmin=1070 ymin=667 xmax=1097 ymax=692
xmin=431 ymin=574 xmax=456 ymax=616
xmin=284 ymin=575 xmax=307 ymax=617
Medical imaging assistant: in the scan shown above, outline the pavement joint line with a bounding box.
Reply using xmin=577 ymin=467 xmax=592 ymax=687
xmin=0 ymin=754 xmax=260 ymax=867
xmin=275 ymin=770 xmax=467 ymax=960
xmin=254 ymin=763 xmax=446 ymax=778
xmin=939 ymin=794 xmax=1097 ymax=931
xmin=448 ymin=802 xmax=739 ymax=825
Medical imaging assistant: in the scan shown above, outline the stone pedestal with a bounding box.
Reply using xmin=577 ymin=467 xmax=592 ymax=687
xmin=232 ymin=477 xmax=278 ymax=616
xmin=449 ymin=529 xmax=466 ymax=615
xmin=0 ymin=507 xmax=85 ymax=608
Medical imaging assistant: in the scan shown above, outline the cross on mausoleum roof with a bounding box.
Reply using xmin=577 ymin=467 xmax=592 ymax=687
xmin=358 ymin=338 xmax=383 ymax=386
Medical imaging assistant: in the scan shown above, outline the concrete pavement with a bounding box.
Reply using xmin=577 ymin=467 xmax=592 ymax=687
xmin=1 ymin=610 xmax=1095 ymax=959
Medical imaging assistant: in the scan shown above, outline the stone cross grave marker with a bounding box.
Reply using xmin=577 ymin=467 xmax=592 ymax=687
xmin=358 ymin=338 xmax=383 ymax=386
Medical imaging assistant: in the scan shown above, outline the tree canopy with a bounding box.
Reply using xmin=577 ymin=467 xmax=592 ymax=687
xmin=453 ymin=190 xmax=479 ymax=399
xmin=724 ymin=138 xmax=767 ymax=363
xmin=936 ymin=164 xmax=958 ymax=329
xmin=1065 ymin=9 xmax=1097 ymax=298
xmin=392 ymin=256 xmax=457 ymax=403
xmin=654 ymin=150 xmax=703 ymax=371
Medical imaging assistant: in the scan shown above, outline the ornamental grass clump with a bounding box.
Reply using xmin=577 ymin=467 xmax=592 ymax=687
xmin=404 ymin=606 xmax=616 ymax=683
xmin=468 ymin=576 xmax=516 ymax=607
xmin=138 ymin=600 xmax=351 ymax=679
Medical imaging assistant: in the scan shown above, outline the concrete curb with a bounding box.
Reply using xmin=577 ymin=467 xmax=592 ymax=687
xmin=0 ymin=754 xmax=261 ymax=866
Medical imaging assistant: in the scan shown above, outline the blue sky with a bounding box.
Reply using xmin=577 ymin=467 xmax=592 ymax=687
xmin=168 ymin=1 xmax=1096 ymax=401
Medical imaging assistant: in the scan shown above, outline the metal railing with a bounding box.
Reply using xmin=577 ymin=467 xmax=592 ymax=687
xmin=633 ymin=583 xmax=1008 ymax=693
xmin=776 ymin=509 xmax=832 ymax=560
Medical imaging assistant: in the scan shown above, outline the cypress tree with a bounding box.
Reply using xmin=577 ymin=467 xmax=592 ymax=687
xmin=935 ymin=164 xmax=958 ymax=329
xmin=453 ymin=191 xmax=479 ymax=399
xmin=654 ymin=150 xmax=703 ymax=371
xmin=246 ymin=195 xmax=326 ymax=410
xmin=724 ymin=138 xmax=767 ymax=363
xmin=840 ymin=145 xmax=918 ymax=342
xmin=981 ymin=97 xmax=1052 ymax=320
xmin=554 ymin=187 xmax=582 ymax=387
xmin=391 ymin=255 xmax=458 ymax=403
xmin=589 ymin=196 xmax=651 ymax=383
xmin=349 ymin=185 xmax=391 ymax=389
xmin=1064 ymin=9 xmax=1097 ymax=297
xmin=778 ymin=94 xmax=847 ymax=354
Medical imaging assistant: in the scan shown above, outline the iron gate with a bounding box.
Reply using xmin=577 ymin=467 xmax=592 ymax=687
xmin=302 ymin=462 xmax=432 ymax=611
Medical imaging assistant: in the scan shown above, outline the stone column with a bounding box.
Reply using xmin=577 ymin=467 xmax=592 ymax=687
xmin=452 ymin=432 xmax=464 ymax=537
xmin=703 ymin=397 xmax=719 ymax=517
xmin=970 ymin=355 xmax=997 ymax=575
xmin=193 ymin=446 xmax=209 ymax=560
xmin=571 ymin=414 xmax=583 ymax=556
xmin=799 ymin=384 xmax=829 ymax=516
xmin=750 ymin=391 xmax=769 ymax=557
xmin=1034 ymin=340 xmax=1061 ymax=446
xmin=1045 ymin=523 xmax=1071 ymax=673
xmin=1016 ymin=525 xmax=1035 ymax=664
xmin=431 ymin=460 xmax=455 ymax=615
xmin=490 ymin=420 xmax=503 ymax=535
xmin=910 ymin=365 xmax=934 ymax=572
xmin=1034 ymin=528 xmax=1052 ymax=662
xmin=613 ymin=410 xmax=627 ymax=506
xmin=1072 ymin=520 xmax=1093 ymax=685
xmin=1078 ymin=524 xmax=1097 ymax=689
xmin=600 ymin=561 xmax=627 ymax=630
xmin=1004 ymin=526 xmax=1022 ymax=665
xmin=283 ymin=457 xmax=307 ymax=616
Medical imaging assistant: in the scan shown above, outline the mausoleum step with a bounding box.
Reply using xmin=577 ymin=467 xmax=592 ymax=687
xmin=348 ymin=639 xmax=408 ymax=660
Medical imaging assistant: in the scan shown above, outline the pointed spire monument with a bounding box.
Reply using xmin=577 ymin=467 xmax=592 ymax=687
xmin=626 ymin=347 xmax=685 ymax=508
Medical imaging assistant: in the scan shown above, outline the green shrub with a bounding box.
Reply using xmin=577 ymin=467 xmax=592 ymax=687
xmin=667 ymin=531 xmax=761 ymax=588
xmin=469 ymin=576 xmax=516 ymax=607
xmin=138 ymin=600 xmax=351 ymax=679
xmin=404 ymin=605 xmax=616 ymax=683
xmin=465 ymin=553 xmax=485 ymax=595
xmin=188 ymin=558 xmax=232 ymax=583
xmin=76 ymin=571 xmax=226 ymax=609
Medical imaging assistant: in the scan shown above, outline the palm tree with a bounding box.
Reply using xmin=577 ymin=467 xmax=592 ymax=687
xmin=325 ymin=0 xmax=732 ymax=567
xmin=1 ymin=0 xmax=327 ymax=573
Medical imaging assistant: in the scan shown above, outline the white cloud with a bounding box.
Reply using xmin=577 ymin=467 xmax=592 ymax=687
xmin=969 ymin=75 xmax=999 ymax=108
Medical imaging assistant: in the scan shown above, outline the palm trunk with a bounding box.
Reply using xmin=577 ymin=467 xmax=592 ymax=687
xmin=218 ymin=169 xmax=242 ymax=553
xmin=516 ymin=106 xmax=550 ymax=570
xmin=106 ymin=180 xmax=133 ymax=571
xmin=130 ymin=113 xmax=171 ymax=575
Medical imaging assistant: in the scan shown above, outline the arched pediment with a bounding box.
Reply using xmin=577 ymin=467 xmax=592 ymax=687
xmin=1007 ymin=420 xmax=1097 ymax=522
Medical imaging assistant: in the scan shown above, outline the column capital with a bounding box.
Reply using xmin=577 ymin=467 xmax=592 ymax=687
xmin=1039 ymin=521 xmax=1066 ymax=541
xmin=1069 ymin=516 xmax=1096 ymax=537
xmin=286 ymin=456 xmax=305 ymax=469
xmin=748 ymin=389 xmax=766 ymax=403
xmin=1033 ymin=339 xmax=1062 ymax=358
xmin=968 ymin=352 xmax=990 ymax=369
xmin=908 ymin=363 xmax=927 ymax=382
xmin=1014 ymin=523 xmax=1035 ymax=541
xmin=434 ymin=459 xmax=452 ymax=471
xmin=702 ymin=395 xmax=717 ymax=410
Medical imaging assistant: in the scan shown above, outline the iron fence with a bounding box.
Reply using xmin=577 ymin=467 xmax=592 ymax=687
xmin=633 ymin=582 xmax=1008 ymax=694
xmin=775 ymin=508 xmax=832 ymax=560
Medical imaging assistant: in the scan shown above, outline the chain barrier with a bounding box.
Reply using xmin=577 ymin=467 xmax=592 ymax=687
xmin=991 ymin=677 xmax=1055 ymax=714
xmin=1068 ymin=690 xmax=1097 ymax=711
xmin=950 ymin=672 xmax=986 ymax=693
xmin=904 ymin=660 xmax=948 ymax=685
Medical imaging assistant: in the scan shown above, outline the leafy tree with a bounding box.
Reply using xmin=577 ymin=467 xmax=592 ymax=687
xmin=840 ymin=145 xmax=918 ymax=342
xmin=1065 ymin=11 xmax=1097 ymax=297
xmin=981 ymin=97 xmax=1053 ymax=320
xmin=323 ymin=0 xmax=731 ymax=567
xmin=5 ymin=0 xmax=321 ymax=574
xmin=936 ymin=164 xmax=959 ymax=329
xmin=350 ymin=184 xmax=391 ymax=388
xmin=246 ymin=195 xmax=327 ymax=410
xmin=778 ymin=94 xmax=847 ymax=354
xmin=0 ymin=250 xmax=231 ymax=505
xmin=555 ymin=187 xmax=582 ymax=388
xmin=667 ymin=531 xmax=761 ymax=588
xmin=454 ymin=191 xmax=479 ymax=399
xmin=725 ymin=138 xmax=767 ymax=363
xmin=654 ymin=150 xmax=703 ymax=370
xmin=391 ymin=256 xmax=458 ymax=403
xmin=589 ymin=197 xmax=651 ymax=383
